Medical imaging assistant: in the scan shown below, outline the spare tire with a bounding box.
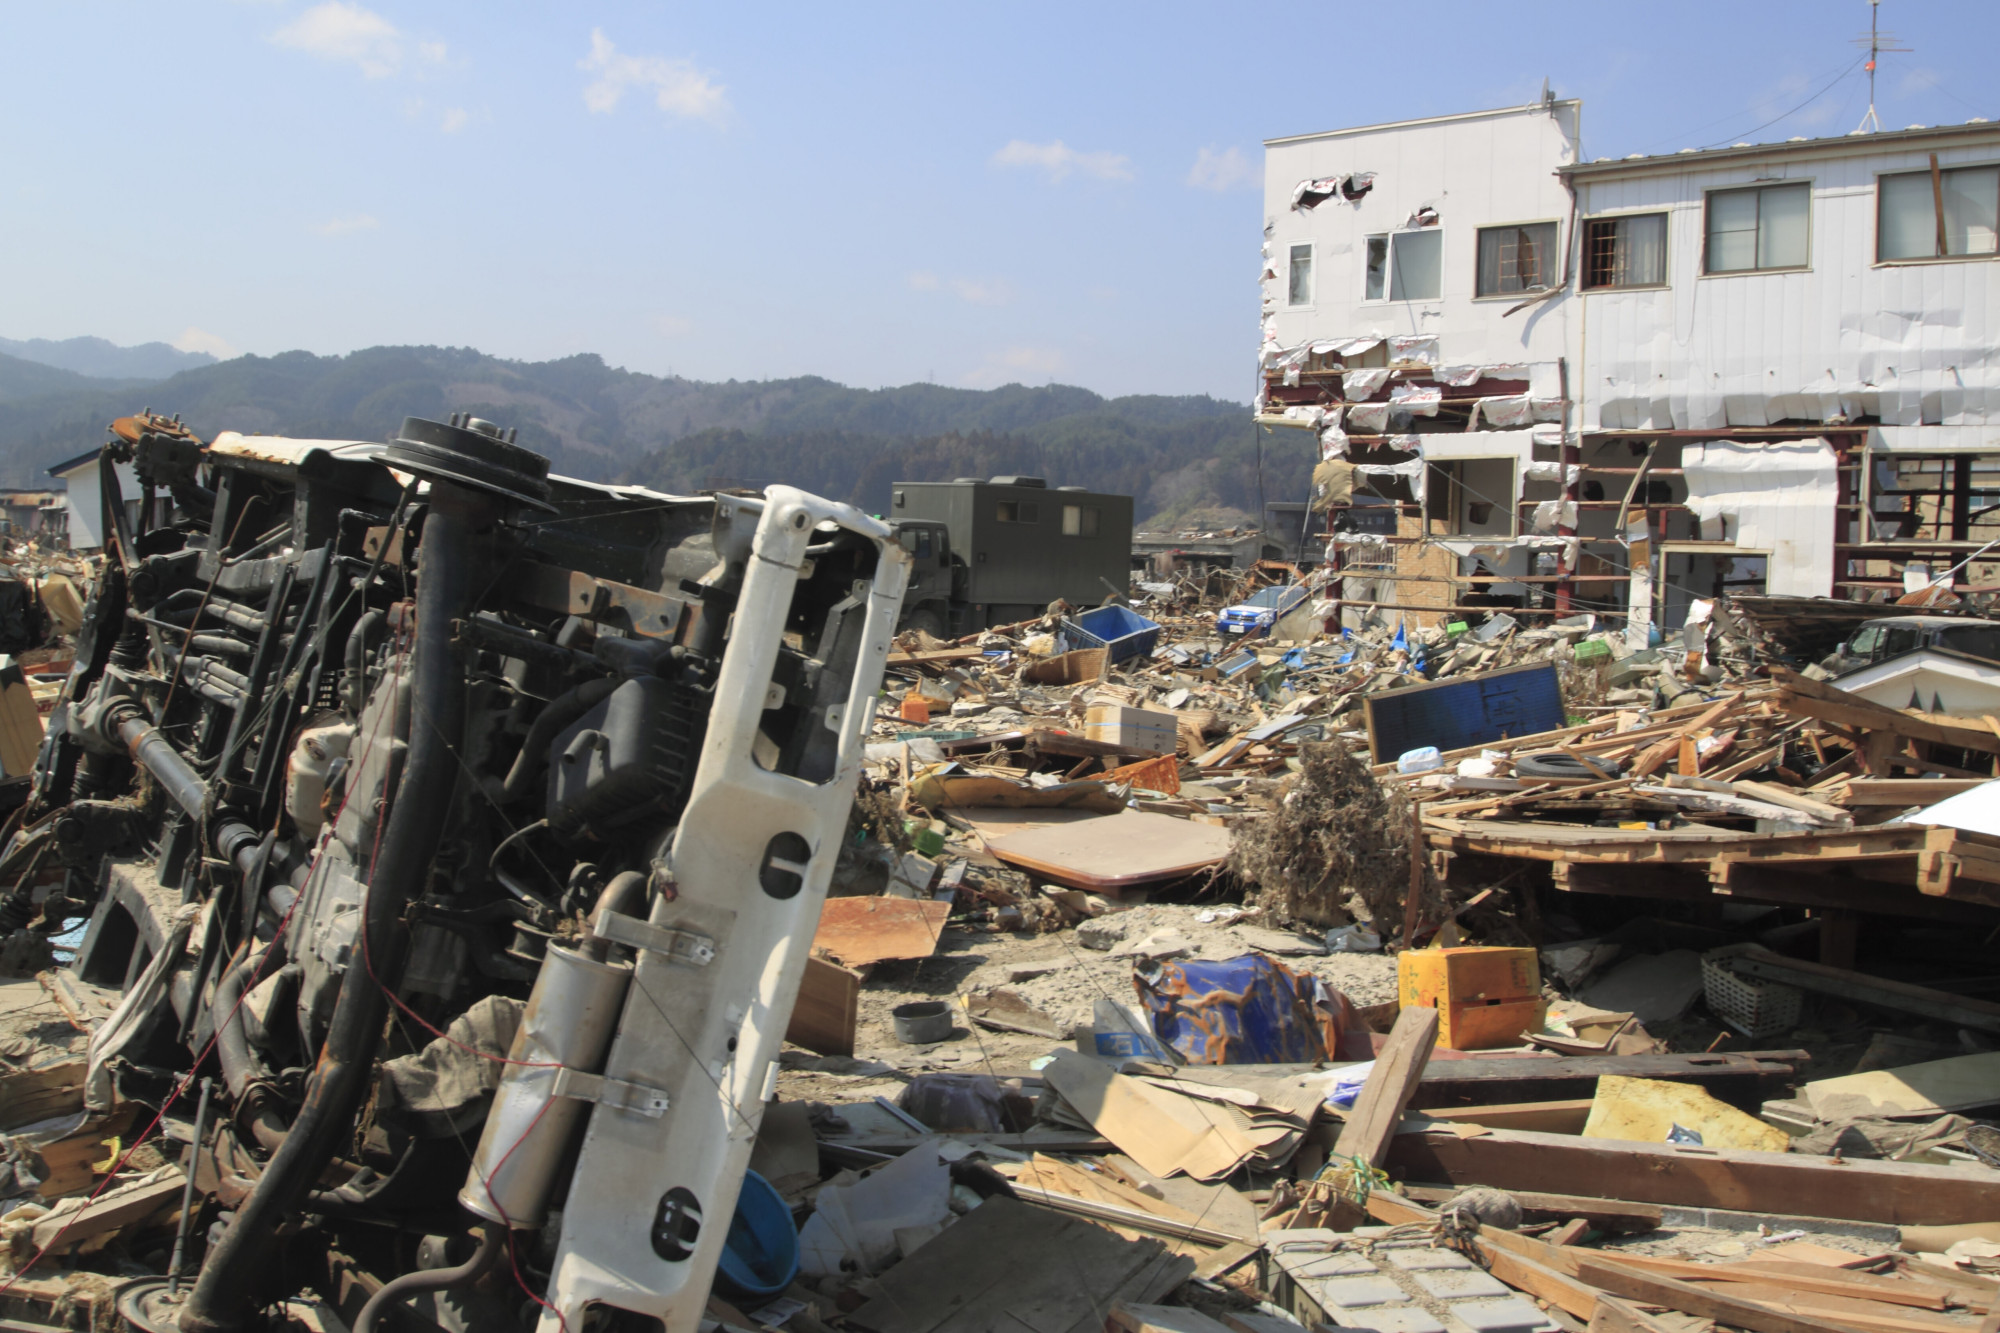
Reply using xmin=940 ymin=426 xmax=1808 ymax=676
xmin=1515 ymin=751 xmax=1625 ymax=780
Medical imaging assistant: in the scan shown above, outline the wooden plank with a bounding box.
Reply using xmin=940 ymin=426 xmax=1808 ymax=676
xmin=32 ymin=1171 xmax=184 ymax=1250
xmin=1708 ymin=860 xmax=2000 ymax=925
xmin=1586 ymin=1295 xmax=1684 ymax=1333
xmin=986 ymin=810 xmax=1230 ymax=891
xmin=0 ymin=1062 xmax=84 ymax=1131
xmin=1419 ymin=1097 xmax=1595 ymax=1134
xmin=811 ymin=897 xmax=950 ymax=968
xmin=1408 ymin=1049 xmax=1806 ymax=1110
xmin=785 ymin=955 xmax=860 ymax=1057
xmin=1718 ymin=950 xmax=2000 ymax=1033
xmin=1573 ymin=1256 xmax=1879 ymax=1333
xmin=1775 ymin=668 xmax=2000 ymax=756
xmin=1604 ymin=1253 xmax=1952 ymax=1310
xmin=1386 ymin=1126 xmax=2000 ymax=1226
xmin=1333 ymin=1007 xmax=1438 ymax=1167
xmin=1672 ymin=1278 xmax=1971 ymax=1333
xmin=1844 ymin=778 xmax=1989 ymax=807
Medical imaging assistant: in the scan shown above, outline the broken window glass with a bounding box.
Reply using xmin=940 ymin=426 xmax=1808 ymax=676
xmin=1705 ymin=182 xmax=1809 ymax=273
xmin=1287 ymin=243 xmax=1313 ymax=305
xmin=1364 ymin=235 xmax=1388 ymax=300
xmin=1389 ymin=229 xmax=1441 ymax=301
xmin=1475 ymin=221 xmax=1559 ymax=296
xmin=1583 ymin=213 xmax=1667 ymax=289
xmin=1879 ymin=164 xmax=2000 ymax=260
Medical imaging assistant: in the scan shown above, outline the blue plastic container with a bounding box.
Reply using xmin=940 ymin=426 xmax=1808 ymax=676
xmin=713 ymin=1169 xmax=800 ymax=1303
xmin=1061 ymin=604 xmax=1162 ymax=664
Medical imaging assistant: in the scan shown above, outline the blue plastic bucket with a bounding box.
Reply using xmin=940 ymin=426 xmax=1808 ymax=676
xmin=713 ymin=1169 xmax=801 ymax=1302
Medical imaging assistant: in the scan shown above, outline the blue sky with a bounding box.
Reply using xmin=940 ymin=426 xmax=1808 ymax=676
xmin=3 ymin=2 xmax=1994 ymax=401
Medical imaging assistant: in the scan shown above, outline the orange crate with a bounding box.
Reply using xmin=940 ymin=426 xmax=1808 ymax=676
xmin=1397 ymin=946 xmax=1545 ymax=1051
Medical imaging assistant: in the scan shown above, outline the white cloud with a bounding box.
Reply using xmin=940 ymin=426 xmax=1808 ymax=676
xmin=272 ymin=2 xmax=444 ymax=79
xmin=963 ymin=345 xmax=1065 ymax=386
xmin=579 ymin=29 xmax=727 ymax=122
xmin=908 ymin=271 xmax=1013 ymax=306
xmin=441 ymin=107 xmax=469 ymax=133
xmin=1186 ymin=146 xmax=1259 ymax=192
xmin=172 ymin=327 xmax=237 ymax=359
xmin=991 ymin=139 xmax=1134 ymax=184
xmin=1900 ymin=67 xmax=1943 ymax=96
xmin=313 ymin=214 xmax=379 ymax=236
xmin=653 ymin=314 xmax=695 ymax=337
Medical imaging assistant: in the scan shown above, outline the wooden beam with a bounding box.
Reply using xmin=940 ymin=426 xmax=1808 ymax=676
xmin=1362 ymin=1190 xmax=1603 ymax=1322
xmin=1842 ymin=779 xmax=1989 ymax=807
xmin=1397 ymin=1183 xmax=1660 ymax=1229
xmin=1774 ymin=667 xmax=2000 ymax=756
xmin=1602 ymin=1253 xmax=1954 ymax=1310
xmin=1586 ymin=1295 xmax=1684 ymax=1333
xmin=1385 ymin=1126 xmax=2000 ymax=1226
xmin=1333 ymin=1006 xmax=1438 ymax=1167
xmin=1408 ymin=1049 xmax=1807 ymax=1111
xmin=1418 ymin=1098 xmax=1594 ymax=1135
xmin=1709 ymin=859 xmax=2000 ymax=924
xmin=1718 ymin=950 xmax=2000 ymax=1033
xmin=1572 ymin=1255 xmax=1879 ymax=1333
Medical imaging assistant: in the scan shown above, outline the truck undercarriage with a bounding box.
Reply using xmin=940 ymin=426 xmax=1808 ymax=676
xmin=2 ymin=412 xmax=907 ymax=1331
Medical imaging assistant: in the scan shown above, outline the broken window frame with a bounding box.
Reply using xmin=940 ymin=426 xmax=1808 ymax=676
xmin=1287 ymin=242 xmax=1314 ymax=307
xmin=1425 ymin=455 xmax=1521 ymax=538
xmin=1474 ymin=220 xmax=1561 ymax=298
xmin=1877 ymin=161 xmax=2000 ymax=263
xmin=1363 ymin=234 xmax=1389 ymax=301
xmin=1582 ymin=211 xmax=1669 ymax=290
xmin=1388 ymin=228 xmax=1443 ymax=301
xmin=1702 ymin=181 xmax=1811 ymax=275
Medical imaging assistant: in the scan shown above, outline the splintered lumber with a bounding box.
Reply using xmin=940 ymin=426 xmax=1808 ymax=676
xmin=1571 ymin=1256 xmax=1879 ymax=1333
xmin=1331 ymin=1006 xmax=1437 ymax=1167
xmin=32 ymin=1168 xmax=184 ymax=1250
xmin=1385 ymin=1125 xmax=2000 ymax=1226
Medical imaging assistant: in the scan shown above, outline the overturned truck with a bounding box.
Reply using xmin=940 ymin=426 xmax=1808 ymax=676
xmin=5 ymin=413 xmax=908 ymax=1330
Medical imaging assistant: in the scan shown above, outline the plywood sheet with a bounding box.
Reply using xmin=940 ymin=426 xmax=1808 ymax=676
xmin=986 ymin=811 xmax=1230 ymax=891
xmin=811 ymin=897 xmax=950 ymax=968
xmin=1804 ymin=1051 xmax=2000 ymax=1119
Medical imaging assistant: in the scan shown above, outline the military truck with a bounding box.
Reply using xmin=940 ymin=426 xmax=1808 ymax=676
xmin=890 ymin=476 xmax=1134 ymax=636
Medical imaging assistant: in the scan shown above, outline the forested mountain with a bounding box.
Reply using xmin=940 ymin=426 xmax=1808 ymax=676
xmin=0 ymin=343 xmax=1292 ymax=526
xmin=0 ymin=336 xmax=214 ymax=381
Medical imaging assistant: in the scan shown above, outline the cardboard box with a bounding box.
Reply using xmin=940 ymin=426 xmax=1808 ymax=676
xmin=1397 ymin=946 xmax=1545 ymax=1051
xmin=1083 ymin=704 xmax=1179 ymax=756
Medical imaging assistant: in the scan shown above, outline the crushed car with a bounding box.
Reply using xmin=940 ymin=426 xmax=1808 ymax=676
xmin=1 ymin=411 xmax=908 ymax=1331
xmin=1213 ymin=581 xmax=1310 ymax=639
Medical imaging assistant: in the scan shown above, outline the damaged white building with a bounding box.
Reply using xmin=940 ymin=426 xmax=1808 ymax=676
xmin=1260 ymin=95 xmax=2000 ymax=640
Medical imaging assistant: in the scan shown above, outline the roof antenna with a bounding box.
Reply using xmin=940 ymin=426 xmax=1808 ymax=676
xmin=1854 ymin=0 xmax=1911 ymax=134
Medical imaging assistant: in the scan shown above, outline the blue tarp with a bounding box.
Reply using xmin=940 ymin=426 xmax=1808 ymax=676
xmin=1134 ymin=954 xmax=1355 ymax=1065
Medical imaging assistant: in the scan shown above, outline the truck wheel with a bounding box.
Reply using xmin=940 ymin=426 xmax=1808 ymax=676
xmin=903 ymin=607 xmax=947 ymax=640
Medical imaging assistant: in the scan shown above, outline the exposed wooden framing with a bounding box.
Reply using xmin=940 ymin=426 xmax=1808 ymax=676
xmin=1384 ymin=1126 xmax=2000 ymax=1226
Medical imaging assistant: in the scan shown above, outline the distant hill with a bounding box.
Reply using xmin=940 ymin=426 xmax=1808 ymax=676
xmin=0 ymin=343 xmax=1286 ymax=526
xmin=0 ymin=352 xmax=148 ymax=404
xmin=0 ymin=335 xmax=215 ymax=382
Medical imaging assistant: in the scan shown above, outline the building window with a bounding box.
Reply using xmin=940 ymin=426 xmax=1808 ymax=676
xmin=1704 ymin=182 xmax=1809 ymax=273
xmin=995 ymin=501 xmax=1039 ymax=524
xmin=1061 ymin=504 xmax=1099 ymax=538
xmin=1364 ymin=235 xmax=1388 ymax=299
xmin=1287 ymin=243 xmax=1313 ymax=306
xmin=1389 ymin=229 xmax=1442 ymax=300
xmin=1879 ymin=164 xmax=2000 ymax=261
xmin=1583 ymin=213 xmax=1668 ymax=289
xmin=1476 ymin=222 xmax=1559 ymax=297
